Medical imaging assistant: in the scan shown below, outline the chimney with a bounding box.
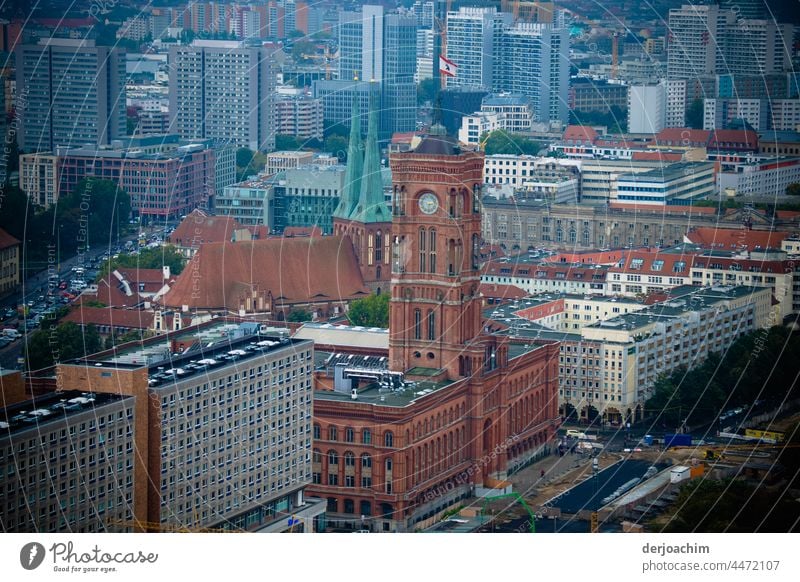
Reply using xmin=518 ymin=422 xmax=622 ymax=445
xmin=162 ymin=265 xmax=171 ymax=280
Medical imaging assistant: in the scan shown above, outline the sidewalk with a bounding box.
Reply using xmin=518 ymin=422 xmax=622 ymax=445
xmin=509 ymin=450 xmax=592 ymax=499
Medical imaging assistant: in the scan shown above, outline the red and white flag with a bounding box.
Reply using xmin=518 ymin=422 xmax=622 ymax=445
xmin=439 ymin=55 xmax=457 ymax=78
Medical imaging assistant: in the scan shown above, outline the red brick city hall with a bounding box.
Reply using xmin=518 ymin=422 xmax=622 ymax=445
xmin=307 ymin=131 xmax=560 ymax=532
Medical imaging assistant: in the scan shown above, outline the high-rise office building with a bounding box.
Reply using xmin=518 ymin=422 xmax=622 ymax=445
xmin=168 ymin=40 xmax=275 ymax=151
xmin=667 ymin=3 xmax=734 ymax=80
xmin=667 ymin=4 xmax=793 ymax=80
xmin=334 ymin=5 xmax=417 ymax=139
xmin=493 ymin=22 xmax=570 ymax=124
xmin=445 ymin=7 xmax=511 ymax=90
xmin=15 ymin=38 xmax=126 ymax=152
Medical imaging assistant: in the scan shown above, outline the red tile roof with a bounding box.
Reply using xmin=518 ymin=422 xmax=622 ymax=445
xmin=655 ymin=128 xmax=710 ymax=147
xmin=610 ymin=250 xmax=698 ymax=276
xmin=62 ymin=306 xmax=155 ymax=330
xmin=709 ymin=129 xmax=759 ymax=151
xmin=76 ymin=278 xmax=141 ymax=309
xmin=162 ymin=236 xmax=369 ymax=310
xmin=0 ymin=228 xmax=20 ymax=251
xmin=686 ymin=227 xmax=792 ymax=251
xmin=631 ymin=151 xmax=684 ymax=162
xmin=562 ymin=125 xmax=598 ymax=145
xmin=168 ymin=209 xmax=243 ymax=249
xmin=478 ymin=283 xmax=528 ymax=301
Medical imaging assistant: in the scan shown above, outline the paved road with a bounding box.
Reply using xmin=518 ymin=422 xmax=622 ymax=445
xmin=546 ymin=459 xmax=667 ymax=514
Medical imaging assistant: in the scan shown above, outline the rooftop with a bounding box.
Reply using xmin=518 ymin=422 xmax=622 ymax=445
xmin=1 ymin=391 xmax=132 ymax=436
xmin=314 ymin=350 xmax=455 ymax=408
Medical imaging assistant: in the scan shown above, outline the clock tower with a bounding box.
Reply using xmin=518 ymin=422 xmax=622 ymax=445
xmin=388 ymin=129 xmax=494 ymax=380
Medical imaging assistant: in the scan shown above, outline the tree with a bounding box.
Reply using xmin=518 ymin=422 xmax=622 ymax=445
xmin=324 ymin=135 xmax=349 ymax=161
xmin=786 ymin=183 xmax=800 ymax=196
xmin=25 ymin=322 xmax=101 ymax=371
xmin=62 ymin=179 xmax=131 ymax=251
xmin=287 ymin=309 xmax=312 ymax=322
xmin=291 ymin=40 xmax=316 ymax=64
xmin=686 ymin=98 xmax=704 ymax=129
xmin=347 ymin=293 xmax=389 ymax=328
xmin=97 ymin=245 xmax=186 ymax=281
xmin=236 ymin=149 xmax=268 ymax=181
xmin=417 ymin=78 xmax=437 ymax=105
xmin=481 ymin=130 xmax=542 ymax=156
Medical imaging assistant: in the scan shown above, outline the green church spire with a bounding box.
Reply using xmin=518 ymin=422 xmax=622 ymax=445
xmin=333 ymin=88 xmax=364 ymax=220
xmin=349 ymin=84 xmax=391 ymax=224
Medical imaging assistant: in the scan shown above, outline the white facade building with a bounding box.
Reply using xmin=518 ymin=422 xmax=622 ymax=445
xmin=628 ymin=83 xmax=666 ymax=134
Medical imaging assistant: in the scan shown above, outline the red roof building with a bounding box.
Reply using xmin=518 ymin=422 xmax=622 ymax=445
xmin=161 ymin=236 xmax=370 ymax=319
xmin=686 ymin=227 xmax=792 ymax=252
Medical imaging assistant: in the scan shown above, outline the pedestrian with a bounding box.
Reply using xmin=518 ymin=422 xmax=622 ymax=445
xmin=540 ymin=469 xmax=545 ymax=478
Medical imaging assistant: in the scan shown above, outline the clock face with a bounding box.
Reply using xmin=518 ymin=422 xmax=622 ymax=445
xmin=418 ymin=192 xmax=439 ymax=215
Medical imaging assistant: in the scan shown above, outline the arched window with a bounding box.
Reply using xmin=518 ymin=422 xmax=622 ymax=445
xmin=429 ymin=229 xmax=437 ymax=272
xmin=361 ymin=453 xmax=372 ymax=468
xmin=328 ymin=426 xmax=337 ymax=441
xmin=312 ymin=449 xmax=322 ymax=464
xmin=427 ymin=310 xmax=435 ymax=341
xmin=345 ymin=427 xmax=354 ymax=442
xmin=375 ymin=230 xmax=382 ymax=263
xmin=367 ymin=233 xmax=374 ymax=265
xmin=362 ymin=429 xmax=372 ymax=445
xmin=328 ymin=450 xmax=338 ymax=465
xmin=414 ymin=309 xmax=421 ymax=340
xmin=344 ymin=451 xmax=355 ymax=467
xmin=419 ymin=227 xmax=426 ymax=272
xmin=384 ymin=431 xmax=394 ymax=447
xmin=313 ymin=424 xmax=320 ymax=439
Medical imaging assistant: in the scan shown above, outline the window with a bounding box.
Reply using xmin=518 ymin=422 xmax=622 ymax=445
xmin=328 ymin=450 xmax=338 ymax=465
xmin=418 ymin=228 xmax=426 ymax=272
xmin=361 ymin=454 xmax=372 ymax=468
xmin=362 ymin=430 xmax=371 ymax=445
xmin=673 ymin=261 xmax=686 ymax=273
xmin=414 ymin=309 xmax=421 ymax=340
xmin=313 ymin=424 xmax=320 ymax=439
xmin=429 ymin=229 xmax=437 ymax=273
xmin=651 ymin=260 xmax=664 ymax=271
xmin=630 ymin=258 xmax=644 ymax=270
xmin=328 ymin=426 xmax=337 ymax=441
xmin=345 ymin=427 xmax=354 ymax=443
xmin=384 ymin=431 xmax=394 ymax=447
xmin=427 ymin=310 xmax=435 ymax=341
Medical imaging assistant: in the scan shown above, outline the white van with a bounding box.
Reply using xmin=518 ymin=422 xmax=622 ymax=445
xmin=2 ymin=328 xmax=21 ymax=339
xmin=566 ymin=429 xmax=587 ymax=439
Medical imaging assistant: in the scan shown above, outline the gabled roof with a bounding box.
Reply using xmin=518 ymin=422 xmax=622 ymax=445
xmin=76 ymin=278 xmax=142 ymax=309
xmin=168 ymin=209 xmax=242 ymax=248
xmin=708 ymin=129 xmax=758 ymax=151
xmin=610 ymin=250 xmax=699 ymax=276
xmin=0 ymin=228 xmax=20 ymax=251
xmin=655 ymin=128 xmax=710 ymax=146
xmin=161 ymin=236 xmax=369 ymax=310
xmin=686 ymin=227 xmax=791 ymax=251
xmin=62 ymin=306 xmax=190 ymax=330
xmin=562 ymin=125 xmax=598 ymax=145
xmin=478 ymin=283 xmax=528 ymax=301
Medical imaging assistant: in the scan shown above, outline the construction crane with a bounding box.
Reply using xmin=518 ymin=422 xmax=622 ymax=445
xmin=611 ymin=32 xmax=620 ymax=80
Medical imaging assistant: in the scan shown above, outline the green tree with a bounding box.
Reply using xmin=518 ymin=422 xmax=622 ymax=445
xmin=786 ymin=183 xmax=800 ymax=196
xmin=481 ymin=130 xmax=542 ymax=155
xmin=287 ymin=309 xmax=312 ymax=322
xmin=62 ymin=179 xmax=131 ymax=252
xmin=686 ymin=98 xmax=704 ymax=129
xmin=97 ymin=245 xmax=186 ymax=281
xmin=417 ymin=78 xmax=437 ymax=105
xmin=291 ymin=40 xmax=316 ymax=63
xmin=324 ymin=135 xmax=349 ymax=161
xmin=347 ymin=293 xmax=389 ymax=328
xmin=659 ymin=479 xmax=800 ymax=532
xmin=25 ymin=322 xmax=101 ymax=371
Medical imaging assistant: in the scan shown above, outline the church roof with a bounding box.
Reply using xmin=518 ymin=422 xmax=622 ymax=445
xmin=333 ymin=92 xmax=363 ymax=220
xmin=348 ymin=88 xmax=391 ymax=224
